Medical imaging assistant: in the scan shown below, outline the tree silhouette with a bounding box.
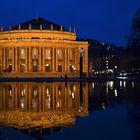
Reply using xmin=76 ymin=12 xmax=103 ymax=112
xmin=126 ymin=8 xmax=140 ymax=71
xmin=128 ymin=8 xmax=140 ymax=49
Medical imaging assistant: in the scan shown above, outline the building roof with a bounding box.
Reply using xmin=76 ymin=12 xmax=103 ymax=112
xmin=12 ymin=17 xmax=65 ymax=31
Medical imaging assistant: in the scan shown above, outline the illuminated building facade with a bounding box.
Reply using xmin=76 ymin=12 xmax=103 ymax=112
xmin=0 ymin=17 xmax=88 ymax=77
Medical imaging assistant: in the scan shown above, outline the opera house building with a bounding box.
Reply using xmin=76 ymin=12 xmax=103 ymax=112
xmin=0 ymin=17 xmax=88 ymax=77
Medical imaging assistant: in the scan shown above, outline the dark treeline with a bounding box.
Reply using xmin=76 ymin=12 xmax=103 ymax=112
xmin=126 ymin=8 xmax=140 ymax=70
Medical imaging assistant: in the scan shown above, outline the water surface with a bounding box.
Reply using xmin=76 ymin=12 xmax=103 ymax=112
xmin=0 ymin=81 xmax=140 ymax=140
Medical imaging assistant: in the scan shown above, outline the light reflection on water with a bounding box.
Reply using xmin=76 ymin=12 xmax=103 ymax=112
xmin=0 ymin=82 xmax=88 ymax=129
xmin=0 ymin=81 xmax=140 ymax=140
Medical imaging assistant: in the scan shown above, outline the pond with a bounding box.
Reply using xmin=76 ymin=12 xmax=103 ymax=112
xmin=0 ymin=81 xmax=140 ymax=140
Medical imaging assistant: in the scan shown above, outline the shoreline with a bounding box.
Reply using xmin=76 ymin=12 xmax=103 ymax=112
xmin=0 ymin=76 xmax=140 ymax=82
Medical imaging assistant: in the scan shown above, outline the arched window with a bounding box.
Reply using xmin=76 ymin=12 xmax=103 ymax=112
xmin=45 ymin=49 xmax=51 ymax=59
xmin=8 ymin=48 xmax=12 ymax=59
xmin=32 ymin=48 xmax=38 ymax=59
xmin=20 ymin=48 xmax=25 ymax=59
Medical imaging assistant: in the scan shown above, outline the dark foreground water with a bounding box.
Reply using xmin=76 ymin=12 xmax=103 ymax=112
xmin=0 ymin=81 xmax=140 ymax=140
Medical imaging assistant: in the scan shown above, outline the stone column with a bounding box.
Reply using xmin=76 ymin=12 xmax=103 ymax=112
xmin=75 ymin=48 xmax=80 ymax=72
xmin=64 ymin=49 xmax=67 ymax=72
xmin=25 ymin=84 xmax=28 ymax=110
xmin=15 ymin=48 xmax=17 ymax=72
xmin=17 ymin=48 xmax=20 ymax=72
xmin=12 ymin=47 xmax=15 ymax=71
xmin=56 ymin=48 xmax=58 ymax=72
xmin=42 ymin=84 xmax=45 ymax=111
xmin=12 ymin=85 xmax=15 ymax=109
xmin=15 ymin=85 xmax=18 ymax=109
xmin=15 ymin=47 xmax=19 ymax=72
xmin=74 ymin=48 xmax=76 ymax=66
xmin=3 ymin=87 xmax=6 ymax=109
xmin=17 ymin=47 xmax=19 ymax=72
xmin=0 ymin=48 xmax=3 ymax=70
xmin=25 ymin=47 xmax=28 ymax=71
xmin=5 ymin=48 xmax=7 ymax=70
xmin=67 ymin=85 xmax=70 ymax=109
xmin=29 ymin=47 xmax=32 ymax=71
xmin=0 ymin=87 xmax=2 ymax=108
xmin=74 ymin=48 xmax=77 ymax=73
xmin=28 ymin=85 xmax=32 ymax=110
xmin=42 ymin=47 xmax=45 ymax=71
xmin=54 ymin=86 xmax=59 ymax=111
xmin=39 ymin=86 xmax=42 ymax=111
xmin=67 ymin=49 xmax=69 ymax=72
xmin=62 ymin=48 xmax=65 ymax=72
xmin=52 ymin=48 xmax=55 ymax=72
xmin=3 ymin=48 xmax=6 ymax=70
xmin=39 ymin=48 xmax=42 ymax=71
xmin=52 ymin=85 xmax=55 ymax=111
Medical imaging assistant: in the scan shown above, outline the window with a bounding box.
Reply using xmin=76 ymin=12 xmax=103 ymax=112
xmin=45 ymin=49 xmax=51 ymax=59
xmin=8 ymin=48 xmax=12 ymax=59
xmin=20 ymin=48 xmax=25 ymax=59
xmin=32 ymin=48 xmax=38 ymax=59
xmin=57 ymin=49 xmax=62 ymax=60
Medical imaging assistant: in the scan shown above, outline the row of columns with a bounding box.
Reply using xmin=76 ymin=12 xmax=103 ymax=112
xmin=0 ymin=83 xmax=88 ymax=112
xmin=0 ymin=47 xmax=78 ymax=72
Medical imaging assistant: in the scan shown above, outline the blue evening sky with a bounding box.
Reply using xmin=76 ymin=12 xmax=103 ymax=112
xmin=0 ymin=0 xmax=140 ymax=46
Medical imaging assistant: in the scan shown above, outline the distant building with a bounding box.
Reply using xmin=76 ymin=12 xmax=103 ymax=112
xmin=0 ymin=17 xmax=88 ymax=77
xmin=87 ymin=40 xmax=120 ymax=74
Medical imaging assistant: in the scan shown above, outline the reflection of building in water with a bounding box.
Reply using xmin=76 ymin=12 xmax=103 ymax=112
xmin=0 ymin=82 xmax=88 ymax=129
